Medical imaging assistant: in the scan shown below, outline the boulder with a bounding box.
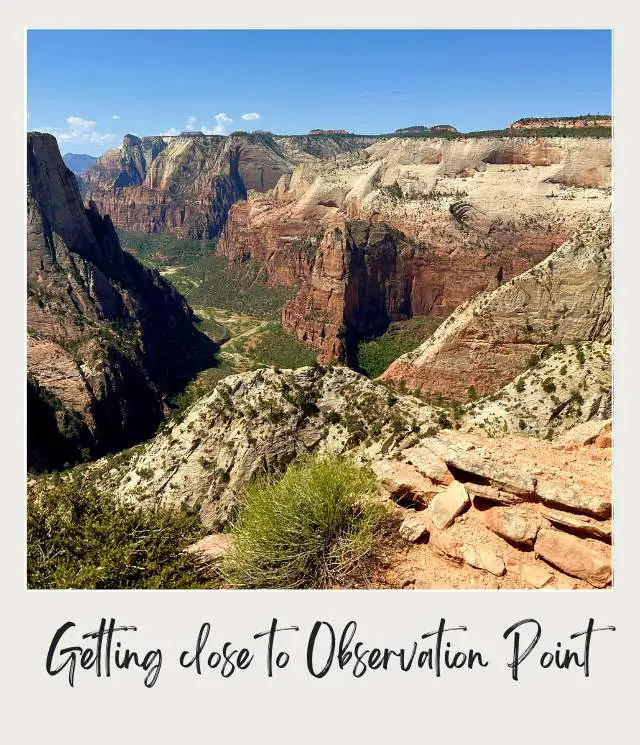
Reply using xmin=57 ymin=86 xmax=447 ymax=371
xmin=594 ymin=433 xmax=612 ymax=448
xmin=534 ymin=529 xmax=612 ymax=588
xmin=461 ymin=543 xmax=506 ymax=577
xmin=184 ymin=533 xmax=231 ymax=563
xmin=426 ymin=481 xmax=470 ymax=529
xmin=482 ymin=506 xmax=542 ymax=547
xmin=535 ymin=479 xmax=611 ymax=519
xmin=370 ymin=460 xmax=436 ymax=506
xmin=399 ymin=513 xmax=429 ymax=542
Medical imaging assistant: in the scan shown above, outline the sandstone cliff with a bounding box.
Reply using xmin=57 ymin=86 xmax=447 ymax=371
xmin=218 ymin=135 xmax=610 ymax=362
xmin=379 ymin=219 xmax=611 ymax=399
xmin=27 ymin=132 xmax=216 ymax=471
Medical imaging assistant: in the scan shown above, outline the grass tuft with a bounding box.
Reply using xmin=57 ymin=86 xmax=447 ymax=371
xmin=221 ymin=455 xmax=387 ymax=589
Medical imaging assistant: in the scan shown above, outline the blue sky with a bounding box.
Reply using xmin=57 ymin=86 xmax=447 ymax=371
xmin=27 ymin=29 xmax=612 ymax=156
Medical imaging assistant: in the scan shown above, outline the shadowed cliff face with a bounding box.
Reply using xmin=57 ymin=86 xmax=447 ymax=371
xmin=27 ymin=132 xmax=217 ymax=472
xmin=279 ymin=218 xmax=564 ymax=364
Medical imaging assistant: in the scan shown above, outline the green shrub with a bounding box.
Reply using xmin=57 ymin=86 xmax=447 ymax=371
xmin=437 ymin=411 xmax=452 ymax=429
xmin=514 ymin=378 xmax=526 ymax=393
xmin=221 ymin=455 xmax=387 ymax=589
xmin=542 ymin=378 xmax=557 ymax=393
xmin=27 ymin=480 xmax=209 ymax=589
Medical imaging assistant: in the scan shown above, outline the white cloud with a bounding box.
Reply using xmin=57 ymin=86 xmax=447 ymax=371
xmin=112 ymin=114 xmax=120 ymax=120
xmin=66 ymin=116 xmax=97 ymax=130
xmin=186 ymin=115 xmax=198 ymax=130
xmin=201 ymin=112 xmax=234 ymax=135
xmin=34 ymin=115 xmax=117 ymax=150
xmin=163 ymin=127 xmax=180 ymax=136
xmin=241 ymin=112 xmax=261 ymax=121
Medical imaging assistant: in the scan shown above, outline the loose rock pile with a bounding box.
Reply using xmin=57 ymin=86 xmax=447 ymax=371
xmin=369 ymin=426 xmax=612 ymax=589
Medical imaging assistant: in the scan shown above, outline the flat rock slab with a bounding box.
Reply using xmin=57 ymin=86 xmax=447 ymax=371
xmin=426 ymin=481 xmax=470 ymax=529
xmin=482 ymin=506 xmax=541 ymax=547
xmin=425 ymin=439 xmax=536 ymax=496
xmin=402 ymin=446 xmax=453 ymax=484
xmin=541 ymin=507 xmax=612 ymax=542
xmin=461 ymin=543 xmax=506 ymax=577
xmin=465 ymin=482 xmax=525 ymax=506
xmin=371 ymin=460 xmax=436 ymax=506
xmin=534 ymin=529 xmax=612 ymax=588
xmin=535 ymin=479 xmax=611 ymax=519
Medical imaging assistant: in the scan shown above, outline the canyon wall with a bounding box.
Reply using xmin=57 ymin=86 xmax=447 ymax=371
xmin=218 ymin=135 xmax=611 ymax=362
xmin=83 ymin=132 xmax=377 ymax=239
xmin=379 ymin=219 xmax=611 ymax=399
xmin=27 ymin=132 xmax=215 ymax=471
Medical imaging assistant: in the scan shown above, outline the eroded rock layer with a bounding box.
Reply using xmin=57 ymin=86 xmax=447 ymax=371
xmin=83 ymin=132 xmax=377 ymax=239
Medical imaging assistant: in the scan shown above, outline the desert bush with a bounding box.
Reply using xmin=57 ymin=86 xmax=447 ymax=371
xmin=27 ymin=480 xmax=209 ymax=589
xmin=221 ymin=455 xmax=387 ymax=588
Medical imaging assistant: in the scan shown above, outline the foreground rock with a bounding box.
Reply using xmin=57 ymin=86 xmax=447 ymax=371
xmin=185 ymin=534 xmax=231 ymax=563
xmin=371 ymin=460 xmax=436 ymax=506
xmin=535 ymin=479 xmax=611 ymax=519
xmin=534 ymin=529 xmax=611 ymax=587
xmin=426 ymin=481 xmax=470 ymax=529
xmin=482 ymin=507 xmax=541 ymax=548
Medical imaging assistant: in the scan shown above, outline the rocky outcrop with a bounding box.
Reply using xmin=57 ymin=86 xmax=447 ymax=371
xmin=27 ymin=132 xmax=215 ymax=471
xmin=82 ymin=363 xmax=611 ymax=589
xmin=510 ymin=116 xmax=611 ymax=130
xmin=380 ymin=219 xmax=611 ymax=399
xmin=100 ymin=365 xmax=439 ymax=528
xmin=382 ymin=428 xmax=611 ymax=589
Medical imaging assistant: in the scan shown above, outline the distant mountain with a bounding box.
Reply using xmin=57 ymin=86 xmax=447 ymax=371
xmin=62 ymin=152 xmax=98 ymax=175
